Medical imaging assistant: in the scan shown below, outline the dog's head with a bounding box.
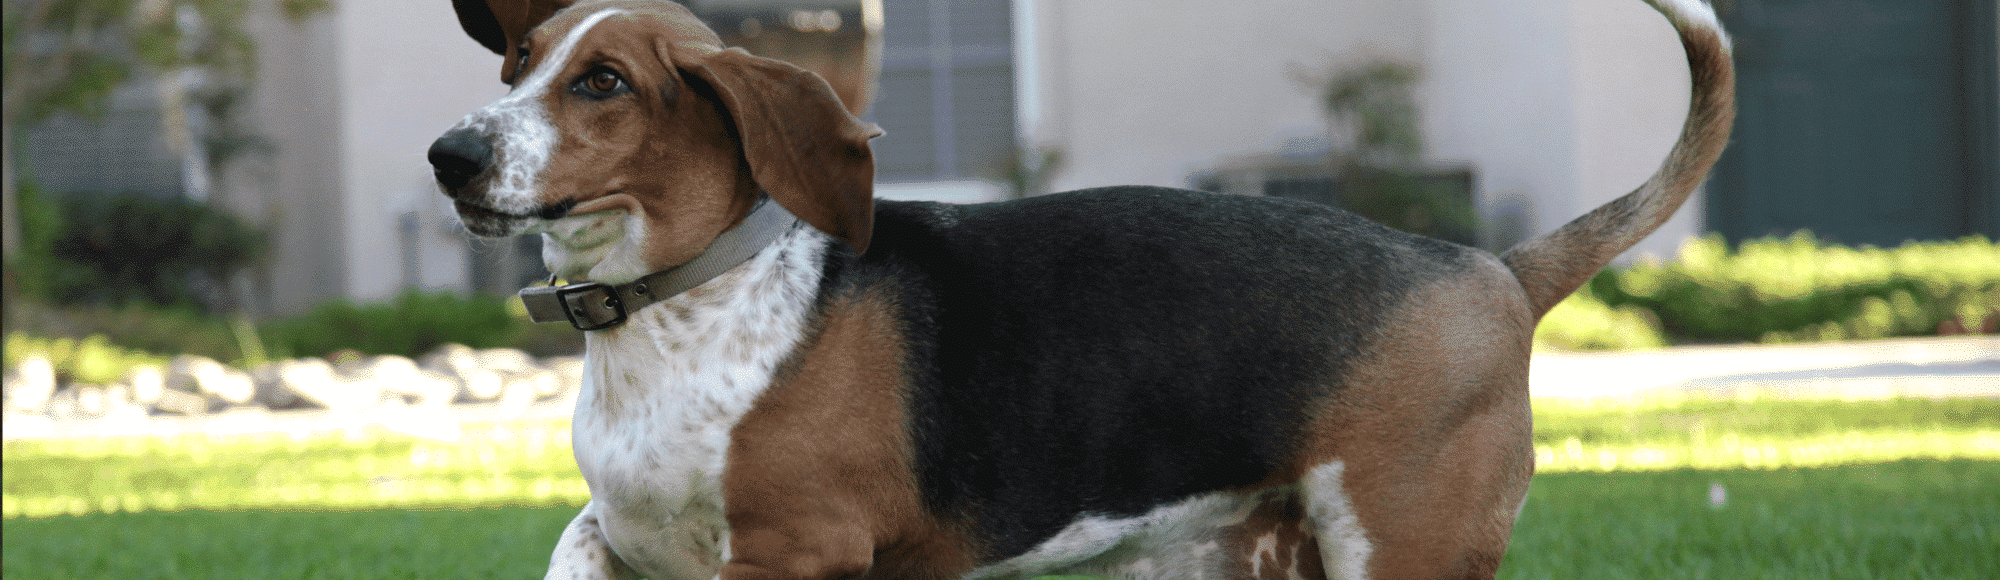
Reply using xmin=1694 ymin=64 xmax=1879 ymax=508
xmin=429 ymin=0 xmax=878 ymax=283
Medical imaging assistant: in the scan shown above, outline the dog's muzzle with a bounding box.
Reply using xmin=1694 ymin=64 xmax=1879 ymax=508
xmin=428 ymin=127 xmax=543 ymax=237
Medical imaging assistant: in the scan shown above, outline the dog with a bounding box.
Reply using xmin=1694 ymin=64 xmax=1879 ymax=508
xmin=426 ymin=0 xmax=1733 ymax=578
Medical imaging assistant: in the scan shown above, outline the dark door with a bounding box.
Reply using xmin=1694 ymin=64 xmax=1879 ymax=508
xmin=1709 ymin=0 xmax=1998 ymax=247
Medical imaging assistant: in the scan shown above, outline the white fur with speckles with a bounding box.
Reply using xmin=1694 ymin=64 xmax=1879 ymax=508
xmin=544 ymin=225 xmax=825 ymax=580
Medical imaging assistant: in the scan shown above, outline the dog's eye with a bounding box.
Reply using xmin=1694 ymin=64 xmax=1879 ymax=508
xmin=573 ymin=67 xmax=629 ymax=98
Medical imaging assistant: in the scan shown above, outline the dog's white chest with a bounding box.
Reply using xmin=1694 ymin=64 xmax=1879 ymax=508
xmin=567 ymin=229 xmax=823 ymax=580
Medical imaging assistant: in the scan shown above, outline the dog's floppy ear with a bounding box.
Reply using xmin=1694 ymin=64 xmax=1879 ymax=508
xmin=680 ymin=47 xmax=881 ymax=254
xmin=450 ymin=0 xmax=574 ymax=84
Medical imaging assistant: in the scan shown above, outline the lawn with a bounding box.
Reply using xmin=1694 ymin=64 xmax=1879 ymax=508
xmin=5 ymin=396 xmax=1997 ymax=578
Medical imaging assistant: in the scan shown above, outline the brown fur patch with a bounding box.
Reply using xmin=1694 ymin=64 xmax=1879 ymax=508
xmin=1292 ymin=256 xmax=1536 ymax=580
xmin=722 ymin=287 xmax=977 ymax=579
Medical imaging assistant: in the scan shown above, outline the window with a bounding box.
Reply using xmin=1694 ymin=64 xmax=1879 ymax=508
xmin=872 ymin=0 xmax=1016 ymax=182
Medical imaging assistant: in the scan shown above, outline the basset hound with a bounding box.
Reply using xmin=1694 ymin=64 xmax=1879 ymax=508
xmin=426 ymin=0 xmax=1734 ymax=578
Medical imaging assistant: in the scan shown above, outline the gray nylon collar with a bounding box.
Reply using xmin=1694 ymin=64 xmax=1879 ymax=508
xmin=519 ymin=200 xmax=798 ymax=330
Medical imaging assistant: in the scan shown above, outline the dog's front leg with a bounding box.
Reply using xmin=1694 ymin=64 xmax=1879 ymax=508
xmin=545 ymin=502 xmax=642 ymax=580
xmin=715 ymin=523 xmax=875 ymax=580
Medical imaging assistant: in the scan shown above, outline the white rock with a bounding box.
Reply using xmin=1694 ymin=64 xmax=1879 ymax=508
xmin=4 ymin=355 xmax=57 ymax=413
xmin=472 ymin=348 xmax=537 ymax=372
xmin=74 ymin=384 xmax=112 ymax=418
xmin=419 ymin=344 xmax=509 ymax=403
xmin=251 ymin=361 xmax=303 ymax=409
xmin=342 ymin=355 xmax=456 ymax=407
xmin=151 ymin=388 xmax=210 ymax=415
xmin=123 ymin=365 xmax=166 ymax=406
xmin=169 ymin=355 xmax=255 ymax=405
xmin=258 ymin=358 xmax=382 ymax=412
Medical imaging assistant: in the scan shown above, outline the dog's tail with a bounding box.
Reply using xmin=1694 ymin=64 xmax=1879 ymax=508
xmin=1500 ymin=0 xmax=1735 ymax=319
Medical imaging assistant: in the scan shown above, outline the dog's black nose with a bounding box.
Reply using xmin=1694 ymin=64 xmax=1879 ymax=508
xmin=428 ymin=128 xmax=492 ymax=190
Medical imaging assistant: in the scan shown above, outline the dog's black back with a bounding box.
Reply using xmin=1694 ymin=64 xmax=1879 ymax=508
xmin=817 ymin=186 xmax=1479 ymax=558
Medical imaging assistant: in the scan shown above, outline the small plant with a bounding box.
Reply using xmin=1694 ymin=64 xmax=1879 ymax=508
xmin=1317 ymin=61 xmax=1479 ymax=245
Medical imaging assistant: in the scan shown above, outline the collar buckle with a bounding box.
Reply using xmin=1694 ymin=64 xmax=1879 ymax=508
xmin=522 ymin=281 xmax=627 ymax=331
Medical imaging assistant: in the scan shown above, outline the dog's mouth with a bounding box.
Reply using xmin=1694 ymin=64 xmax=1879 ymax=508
xmin=452 ymin=198 xmax=578 ymax=237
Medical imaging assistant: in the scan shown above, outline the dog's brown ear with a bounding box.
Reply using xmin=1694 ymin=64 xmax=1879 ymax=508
xmin=450 ymin=0 xmax=574 ymax=84
xmin=680 ymin=47 xmax=880 ymax=254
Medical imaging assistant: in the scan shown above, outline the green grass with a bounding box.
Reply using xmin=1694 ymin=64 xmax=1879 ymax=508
xmin=2 ymin=507 xmax=577 ymax=579
xmin=1503 ymin=460 xmax=2000 ymax=579
xmin=4 ymin=396 xmax=1997 ymax=578
xmin=6 ymin=462 xmax=1993 ymax=579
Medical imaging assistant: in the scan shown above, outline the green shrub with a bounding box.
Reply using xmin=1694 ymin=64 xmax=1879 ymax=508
xmin=264 ymin=290 xmax=524 ymax=359
xmin=1559 ymin=232 xmax=1999 ymax=347
xmin=7 ymin=182 xmax=66 ymax=301
xmin=40 ymin=190 xmax=268 ymax=312
xmin=1535 ymin=283 xmax=1669 ymax=351
xmin=3 ymin=299 xmax=249 ymax=364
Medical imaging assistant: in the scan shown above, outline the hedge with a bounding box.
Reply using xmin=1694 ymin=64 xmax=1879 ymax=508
xmin=1538 ymin=232 xmax=2000 ymax=350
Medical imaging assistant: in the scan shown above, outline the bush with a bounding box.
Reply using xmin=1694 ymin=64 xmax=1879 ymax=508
xmin=1534 ymin=283 xmax=1668 ymax=351
xmin=38 ymin=190 xmax=268 ymax=312
xmin=4 ymin=298 xmax=248 ymax=364
xmin=264 ymin=290 xmax=525 ymax=360
xmin=1542 ymin=232 xmax=1999 ymax=349
xmin=7 ymin=182 xmax=66 ymax=301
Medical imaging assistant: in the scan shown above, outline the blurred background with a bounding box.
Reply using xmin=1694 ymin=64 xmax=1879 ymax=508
xmin=6 ymin=0 xmax=1993 ymax=317
xmin=4 ymin=0 xmax=1997 ymax=422
xmin=2 ymin=1 xmax=1996 ymax=577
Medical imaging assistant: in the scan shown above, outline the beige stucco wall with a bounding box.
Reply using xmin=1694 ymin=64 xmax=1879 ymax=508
xmin=241 ymin=0 xmax=506 ymax=313
xmin=1415 ymin=0 xmax=1698 ymax=259
xmin=1018 ymin=0 xmax=1427 ymax=193
xmin=1024 ymin=0 xmax=1704 ymax=260
xmin=333 ymin=0 xmax=509 ymax=302
xmin=237 ymin=5 xmax=346 ymax=315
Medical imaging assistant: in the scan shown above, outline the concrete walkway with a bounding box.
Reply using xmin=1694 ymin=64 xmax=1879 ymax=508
xmin=1529 ymin=335 xmax=2000 ymax=399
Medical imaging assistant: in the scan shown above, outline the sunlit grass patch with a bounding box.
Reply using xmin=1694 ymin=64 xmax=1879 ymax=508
xmin=4 ymin=395 xmax=1995 ymax=520
xmin=1530 ymin=395 xmax=2000 ymax=473
xmin=3 ymin=395 xmax=1997 ymax=579
xmin=3 ymin=420 xmax=588 ymax=519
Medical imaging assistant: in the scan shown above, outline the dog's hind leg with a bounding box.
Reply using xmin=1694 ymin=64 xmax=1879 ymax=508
xmin=1297 ymin=267 xmax=1537 ymax=580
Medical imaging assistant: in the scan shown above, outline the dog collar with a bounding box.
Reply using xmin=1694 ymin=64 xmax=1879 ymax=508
xmin=520 ymin=200 xmax=798 ymax=331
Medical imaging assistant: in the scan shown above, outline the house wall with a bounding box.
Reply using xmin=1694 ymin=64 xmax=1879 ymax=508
xmin=1424 ymin=0 xmax=1695 ymax=259
xmin=239 ymin=0 xmax=505 ymax=313
xmin=237 ymin=6 xmax=348 ymax=316
xmin=1018 ymin=0 xmax=1427 ymax=193
xmin=1021 ymin=0 xmax=1703 ymax=261
xmin=332 ymin=0 xmax=509 ymax=302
